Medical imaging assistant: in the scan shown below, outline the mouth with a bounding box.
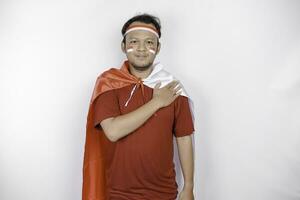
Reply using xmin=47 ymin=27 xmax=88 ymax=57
xmin=135 ymin=54 xmax=148 ymax=58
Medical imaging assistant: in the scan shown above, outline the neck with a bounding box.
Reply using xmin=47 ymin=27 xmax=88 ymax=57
xmin=128 ymin=63 xmax=154 ymax=79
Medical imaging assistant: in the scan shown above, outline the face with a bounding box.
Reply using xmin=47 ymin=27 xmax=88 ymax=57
xmin=121 ymin=22 xmax=161 ymax=71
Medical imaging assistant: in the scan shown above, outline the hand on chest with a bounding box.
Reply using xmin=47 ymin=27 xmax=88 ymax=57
xmin=117 ymin=84 xmax=175 ymax=125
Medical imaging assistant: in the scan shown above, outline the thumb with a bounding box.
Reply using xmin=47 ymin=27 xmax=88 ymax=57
xmin=154 ymin=81 xmax=161 ymax=89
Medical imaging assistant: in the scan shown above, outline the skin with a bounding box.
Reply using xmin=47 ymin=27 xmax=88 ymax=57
xmin=100 ymin=21 xmax=194 ymax=200
xmin=121 ymin=21 xmax=161 ymax=79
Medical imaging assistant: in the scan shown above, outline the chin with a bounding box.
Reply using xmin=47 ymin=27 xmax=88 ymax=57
xmin=131 ymin=61 xmax=153 ymax=70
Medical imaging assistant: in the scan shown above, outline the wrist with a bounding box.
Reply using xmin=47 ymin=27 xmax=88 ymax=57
xmin=151 ymin=98 xmax=162 ymax=110
xmin=183 ymin=182 xmax=194 ymax=190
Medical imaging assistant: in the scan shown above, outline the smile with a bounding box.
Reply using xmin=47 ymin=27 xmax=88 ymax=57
xmin=136 ymin=55 xmax=147 ymax=58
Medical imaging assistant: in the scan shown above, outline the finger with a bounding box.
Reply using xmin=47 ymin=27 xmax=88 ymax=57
xmin=173 ymin=91 xmax=182 ymax=99
xmin=173 ymin=86 xmax=182 ymax=93
xmin=171 ymin=86 xmax=181 ymax=96
xmin=176 ymin=89 xmax=182 ymax=95
xmin=169 ymin=80 xmax=179 ymax=89
xmin=170 ymin=82 xmax=181 ymax=89
xmin=171 ymin=81 xmax=181 ymax=89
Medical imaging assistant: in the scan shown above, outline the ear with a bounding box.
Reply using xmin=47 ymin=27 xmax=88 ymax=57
xmin=156 ymin=42 xmax=161 ymax=55
xmin=121 ymin=41 xmax=126 ymax=53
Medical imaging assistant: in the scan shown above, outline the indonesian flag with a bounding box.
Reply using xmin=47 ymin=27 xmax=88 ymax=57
xmin=82 ymin=60 xmax=195 ymax=200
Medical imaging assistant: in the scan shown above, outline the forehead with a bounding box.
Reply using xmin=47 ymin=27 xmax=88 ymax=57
xmin=126 ymin=31 xmax=156 ymax=40
xmin=126 ymin=22 xmax=157 ymax=40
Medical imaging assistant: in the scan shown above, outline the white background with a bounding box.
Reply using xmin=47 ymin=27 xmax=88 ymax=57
xmin=0 ymin=0 xmax=300 ymax=200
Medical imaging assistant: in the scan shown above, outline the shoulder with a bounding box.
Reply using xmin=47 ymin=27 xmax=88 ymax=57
xmin=174 ymin=95 xmax=189 ymax=106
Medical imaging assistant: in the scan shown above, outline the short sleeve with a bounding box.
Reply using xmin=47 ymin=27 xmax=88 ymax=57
xmin=93 ymin=89 xmax=121 ymax=129
xmin=173 ymin=95 xmax=195 ymax=137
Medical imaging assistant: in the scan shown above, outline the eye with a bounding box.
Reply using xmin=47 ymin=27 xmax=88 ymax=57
xmin=147 ymin=41 xmax=154 ymax=44
xmin=130 ymin=40 xmax=137 ymax=44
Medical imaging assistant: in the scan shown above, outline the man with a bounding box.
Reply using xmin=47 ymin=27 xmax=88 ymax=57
xmin=82 ymin=14 xmax=195 ymax=200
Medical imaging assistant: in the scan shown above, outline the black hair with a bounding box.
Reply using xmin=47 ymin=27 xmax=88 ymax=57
xmin=121 ymin=13 xmax=161 ymax=46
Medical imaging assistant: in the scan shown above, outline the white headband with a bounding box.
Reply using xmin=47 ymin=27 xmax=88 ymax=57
xmin=124 ymin=27 xmax=159 ymax=38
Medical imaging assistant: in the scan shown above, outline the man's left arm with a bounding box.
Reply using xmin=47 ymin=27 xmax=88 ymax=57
xmin=176 ymin=135 xmax=195 ymax=200
xmin=173 ymin=95 xmax=195 ymax=200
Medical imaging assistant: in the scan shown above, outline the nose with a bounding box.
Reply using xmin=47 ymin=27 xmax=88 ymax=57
xmin=137 ymin=42 xmax=146 ymax=51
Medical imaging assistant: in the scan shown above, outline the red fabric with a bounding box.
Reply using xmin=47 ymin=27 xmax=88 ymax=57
xmin=82 ymin=60 xmax=194 ymax=200
xmin=82 ymin=60 xmax=141 ymax=200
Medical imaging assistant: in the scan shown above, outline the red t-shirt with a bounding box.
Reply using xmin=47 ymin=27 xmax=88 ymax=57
xmin=93 ymin=84 xmax=194 ymax=200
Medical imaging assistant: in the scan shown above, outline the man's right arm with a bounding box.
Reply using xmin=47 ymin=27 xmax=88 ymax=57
xmin=101 ymin=98 xmax=161 ymax=142
xmin=100 ymin=80 xmax=182 ymax=142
